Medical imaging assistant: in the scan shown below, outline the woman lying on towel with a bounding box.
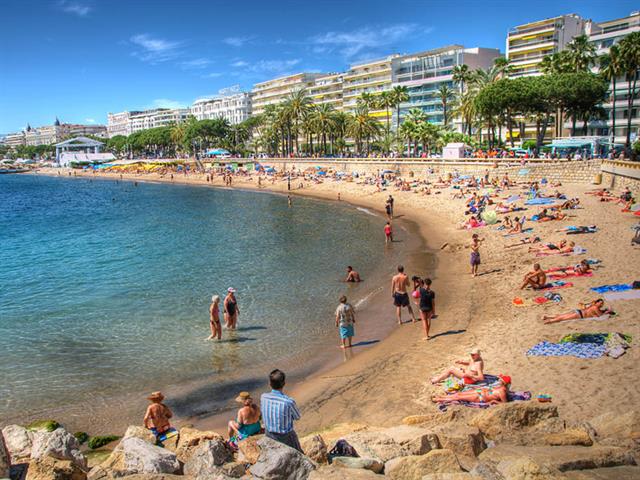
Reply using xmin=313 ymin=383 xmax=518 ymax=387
xmin=528 ymin=240 xmax=568 ymax=253
xmin=432 ymin=375 xmax=511 ymax=405
xmin=542 ymin=299 xmax=614 ymax=324
xmin=545 ymin=259 xmax=591 ymax=276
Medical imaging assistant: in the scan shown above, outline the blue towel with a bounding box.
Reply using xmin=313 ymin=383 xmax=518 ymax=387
xmin=526 ymin=341 xmax=605 ymax=359
xmin=525 ymin=198 xmax=556 ymax=205
xmin=591 ymin=284 xmax=632 ymax=294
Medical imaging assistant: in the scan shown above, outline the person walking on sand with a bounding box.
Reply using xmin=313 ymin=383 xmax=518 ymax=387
xmin=418 ymin=278 xmax=435 ymax=340
xmin=207 ymin=295 xmax=222 ymax=340
xmin=470 ymin=233 xmax=483 ymax=277
xmin=224 ymin=288 xmax=239 ymax=329
xmin=391 ymin=265 xmax=417 ymax=325
xmin=384 ymin=222 xmax=393 ymax=244
xmin=335 ymin=295 xmax=356 ymax=349
xmin=260 ymin=369 xmax=302 ymax=451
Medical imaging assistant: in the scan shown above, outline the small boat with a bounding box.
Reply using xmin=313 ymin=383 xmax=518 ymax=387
xmin=0 ymin=168 xmax=29 ymax=174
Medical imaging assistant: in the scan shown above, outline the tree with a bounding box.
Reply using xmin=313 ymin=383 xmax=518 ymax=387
xmin=435 ymin=84 xmax=456 ymax=127
xmin=599 ymin=45 xmax=623 ymax=143
xmin=378 ymin=90 xmax=394 ymax=136
xmin=286 ymin=88 xmax=312 ymax=154
xmin=348 ymin=106 xmax=381 ymax=156
xmin=619 ymin=32 xmax=640 ymax=151
xmin=452 ymin=64 xmax=472 ymax=94
xmin=390 ymin=85 xmax=409 ymax=131
xmin=311 ymin=104 xmax=336 ymax=155
xmin=566 ymin=35 xmax=597 ymax=72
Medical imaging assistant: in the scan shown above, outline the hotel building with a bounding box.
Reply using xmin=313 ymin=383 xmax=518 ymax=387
xmin=392 ymin=45 xmax=501 ymax=128
xmin=342 ymin=55 xmax=399 ymax=121
xmin=308 ymin=73 xmax=344 ymax=111
xmin=251 ymin=73 xmax=324 ymax=116
xmin=190 ymin=91 xmax=252 ymax=124
xmin=107 ymin=108 xmax=190 ymax=138
xmin=3 ymin=120 xmax=107 ymax=147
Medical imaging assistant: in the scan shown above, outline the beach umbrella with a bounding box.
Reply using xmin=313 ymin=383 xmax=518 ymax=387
xmin=382 ymin=169 xmax=395 ymax=174
xmin=481 ymin=210 xmax=498 ymax=225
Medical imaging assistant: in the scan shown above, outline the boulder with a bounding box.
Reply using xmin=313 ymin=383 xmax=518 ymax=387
xmin=469 ymin=403 xmax=559 ymax=441
xmin=2 ymin=424 xmax=34 ymax=461
xmin=300 ymin=435 xmax=328 ymax=464
xmin=117 ymin=476 xmax=192 ymax=480
xmin=589 ymin=411 xmax=640 ymax=443
xmin=25 ymin=456 xmax=87 ymax=480
xmin=563 ymin=466 xmax=640 ymax=479
xmin=175 ymin=427 xmax=224 ymax=462
xmin=121 ymin=426 xmax=156 ymax=445
xmin=249 ymin=437 xmax=316 ymax=480
xmin=0 ymin=433 xmax=9 ymax=479
xmin=431 ymin=425 xmax=485 ymax=458
xmin=26 ymin=421 xmax=61 ymax=433
xmin=342 ymin=431 xmax=409 ymax=463
xmin=382 ymin=425 xmax=440 ymax=455
xmin=308 ymin=424 xmax=370 ymax=449
xmin=308 ymin=465 xmax=380 ymax=479
xmin=331 ymin=456 xmax=383 ymax=473
xmin=422 ymin=475 xmax=483 ymax=480
xmin=92 ymin=437 xmax=180 ymax=478
xmin=182 ymin=439 xmax=233 ymax=477
xmin=237 ymin=435 xmax=263 ymax=464
xmin=218 ymin=461 xmax=248 ymax=478
xmin=385 ymin=450 xmax=463 ymax=480
xmin=31 ymin=428 xmax=87 ymax=470
xmin=477 ymin=444 xmax=636 ymax=472
xmin=544 ymin=429 xmax=593 ymax=447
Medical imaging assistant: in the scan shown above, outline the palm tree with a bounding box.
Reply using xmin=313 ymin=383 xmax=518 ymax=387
xmin=378 ymin=90 xmax=395 ymax=136
xmin=390 ymin=85 xmax=409 ymax=131
xmin=170 ymin=122 xmax=185 ymax=154
xmin=567 ymin=35 xmax=597 ymax=72
xmin=619 ymin=32 xmax=640 ymax=152
xmin=493 ymin=57 xmax=512 ymax=79
xmin=452 ymin=64 xmax=473 ymax=93
xmin=358 ymin=92 xmax=377 ymax=110
xmin=331 ymin=111 xmax=350 ymax=154
xmin=348 ymin=106 xmax=381 ymax=156
xmin=600 ymin=46 xmax=623 ymax=144
xmin=540 ymin=52 xmax=571 ymax=75
xmin=286 ymin=88 xmax=312 ymax=154
xmin=453 ymin=90 xmax=477 ymax=136
xmin=311 ymin=104 xmax=336 ymax=155
xmin=398 ymin=120 xmax=417 ymax=156
xmin=435 ymin=85 xmax=456 ymax=127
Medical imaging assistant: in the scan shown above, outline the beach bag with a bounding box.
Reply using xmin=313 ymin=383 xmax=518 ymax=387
xmin=444 ymin=377 xmax=464 ymax=392
xmin=328 ymin=439 xmax=359 ymax=463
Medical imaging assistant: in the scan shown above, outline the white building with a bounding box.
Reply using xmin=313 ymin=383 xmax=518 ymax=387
xmin=190 ymin=91 xmax=251 ymax=124
xmin=3 ymin=120 xmax=107 ymax=147
xmin=107 ymin=108 xmax=190 ymax=138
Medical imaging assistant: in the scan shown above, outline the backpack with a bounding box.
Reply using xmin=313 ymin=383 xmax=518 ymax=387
xmin=632 ymin=227 xmax=640 ymax=246
xmin=328 ymin=439 xmax=359 ymax=463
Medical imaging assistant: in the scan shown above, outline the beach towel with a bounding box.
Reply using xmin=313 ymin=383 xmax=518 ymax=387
xmin=603 ymin=290 xmax=640 ymax=301
xmin=530 ymin=281 xmax=573 ymax=291
xmin=503 ymin=228 xmax=533 ymax=237
xmin=505 ymin=195 xmax=520 ymax=204
xmin=526 ymin=341 xmax=606 ymax=359
xmin=536 ymin=247 xmax=586 ymax=257
xmin=591 ymin=284 xmax=632 ymax=294
xmin=547 ymin=271 xmax=593 ymax=280
xmin=560 ymin=332 xmax=631 ymax=358
xmin=525 ymin=198 xmax=556 ymax=205
xmin=437 ymin=391 xmax=532 ymax=412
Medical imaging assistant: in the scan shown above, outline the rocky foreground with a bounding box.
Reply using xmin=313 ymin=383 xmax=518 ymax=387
xmin=1 ymin=403 xmax=639 ymax=479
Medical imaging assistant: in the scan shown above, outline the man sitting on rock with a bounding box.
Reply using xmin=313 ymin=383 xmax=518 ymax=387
xmin=143 ymin=391 xmax=178 ymax=443
xmin=260 ymin=369 xmax=302 ymax=452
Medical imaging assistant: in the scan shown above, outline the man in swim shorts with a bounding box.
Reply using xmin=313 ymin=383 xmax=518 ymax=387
xmin=391 ymin=265 xmax=417 ymax=325
xmin=520 ymin=263 xmax=547 ymax=290
xmin=345 ymin=266 xmax=361 ymax=282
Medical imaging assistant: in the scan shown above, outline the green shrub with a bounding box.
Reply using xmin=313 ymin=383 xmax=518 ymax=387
xmin=74 ymin=432 xmax=89 ymax=445
xmin=26 ymin=420 xmax=60 ymax=432
xmin=87 ymin=435 xmax=120 ymax=450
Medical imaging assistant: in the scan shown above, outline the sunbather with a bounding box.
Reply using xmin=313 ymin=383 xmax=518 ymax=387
xmin=555 ymin=225 xmax=597 ymax=234
xmin=430 ymin=348 xmax=484 ymax=385
xmin=504 ymin=236 xmax=541 ymax=248
xmin=528 ymin=240 xmax=567 ymax=253
xmin=431 ymin=375 xmax=511 ymax=405
xmin=542 ymin=299 xmax=614 ymax=324
xmin=520 ymin=263 xmax=547 ymax=290
xmin=547 ymin=259 xmax=591 ymax=276
xmin=508 ymin=217 xmax=523 ymax=234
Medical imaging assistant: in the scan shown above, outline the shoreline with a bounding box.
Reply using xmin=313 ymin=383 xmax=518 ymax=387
xmin=9 ymin=168 xmax=438 ymax=436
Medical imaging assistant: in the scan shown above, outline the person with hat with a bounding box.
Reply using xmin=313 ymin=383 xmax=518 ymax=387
xmin=228 ymin=392 xmax=261 ymax=443
xmin=207 ymin=295 xmax=222 ymax=340
xmin=430 ymin=348 xmax=485 ymax=385
xmin=224 ymin=288 xmax=239 ymax=329
xmin=143 ymin=392 xmax=175 ymax=440
xmin=431 ymin=375 xmax=511 ymax=405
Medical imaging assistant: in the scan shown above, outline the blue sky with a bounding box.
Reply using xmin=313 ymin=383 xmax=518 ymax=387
xmin=0 ymin=0 xmax=636 ymax=133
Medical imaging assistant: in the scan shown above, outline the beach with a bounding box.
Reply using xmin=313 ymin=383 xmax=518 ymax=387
xmin=24 ymin=166 xmax=640 ymax=440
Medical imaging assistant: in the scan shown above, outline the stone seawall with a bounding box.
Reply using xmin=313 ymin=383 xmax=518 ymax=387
xmin=601 ymin=160 xmax=640 ymax=189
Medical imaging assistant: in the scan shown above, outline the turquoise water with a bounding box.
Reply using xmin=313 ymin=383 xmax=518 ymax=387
xmin=0 ymin=174 xmax=394 ymax=423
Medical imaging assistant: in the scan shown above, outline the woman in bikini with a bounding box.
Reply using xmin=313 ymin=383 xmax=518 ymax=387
xmin=207 ymin=295 xmax=222 ymax=340
xmin=224 ymin=288 xmax=239 ymax=329
xmin=228 ymin=392 xmax=261 ymax=443
xmin=528 ymin=239 xmax=567 ymax=253
xmin=542 ymin=299 xmax=613 ymax=324
xmin=432 ymin=375 xmax=511 ymax=405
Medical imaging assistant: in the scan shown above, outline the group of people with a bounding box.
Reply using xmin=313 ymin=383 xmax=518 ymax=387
xmin=207 ymin=288 xmax=239 ymax=340
xmin=391 ymin=265 xmax=436 ymax=340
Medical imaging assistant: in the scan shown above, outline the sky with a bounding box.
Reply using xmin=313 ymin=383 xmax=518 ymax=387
xmin=0 ymin=0 xmax=637 ymax=133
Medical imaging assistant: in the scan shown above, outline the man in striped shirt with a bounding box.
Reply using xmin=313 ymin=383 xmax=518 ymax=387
xmin=260 ymin=369 xmax=302 ymax=451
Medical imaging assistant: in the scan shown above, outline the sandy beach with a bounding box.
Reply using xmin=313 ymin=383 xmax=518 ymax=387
xmin=29 ymin=166 xmax=639 ymax=439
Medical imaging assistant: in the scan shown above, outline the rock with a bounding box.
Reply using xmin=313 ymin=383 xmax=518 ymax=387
xmin=300 ymin=435 xmax=328 ymax=464
xmin=403 ymin=415 xmax=432 ymax=426
xmin=94 ymin=437 xmax=180 ymax=478
xmin=26 ymin=421 xmax=61 ymax=433
xmin=249 ymin=437 xmax=316 ymax=480
xmin=477 ymin=444 xmax=636 ymax=472
xmin=237 ymin=435 xmax=263 ymax=464
xmin=308 ymin=424 xmax=370 ymax=449
xmin=0 ymin=433 xmax=9 ymax=479
xmin=308 ymin=465 xmax=380 ymax=479
xmin=87 ymin=436 xmax=120 ymax=450
xmin=31 ymin=428 xmax=87 ymax=470
xmin=219 ymin=461 xmax=247 ymax=478
xmin=182 ymin=439 xmax=233 ymax=477
xmin=331 ymin=456 xmax=383 ymax=473
xmin=544 ymin=429 xmax=593 ymax=447
xmin=25 ymin=456 xmax=87 ymax=480
xmin=118 ymin=476 xmax=192 ymax=480
xmin=2 ymin=424 xmax=34 ymax=461
xmin=382 ymin=425 xmax=440 ymax=455
xmin=495 ymin=456 xmax=568 ymax=479
xmin=343 ymin=431 xmax=409 ymax=462
xmin=122 ymin=426 xmax=156 ymax=445
xmin=160 ymin=435 xmax=179 ymax=454
xmin=431 ymin=425 xmax=486 ymax=458
xmin=385 ymin=450 xmax=463 ymax=479
xmin=422 ymin=474 xmax=483 ymax=480
xmin=176 ymin=427 xmax=225 ymax=462
xmin=590 ymin=411 xmax=640 ymax=442
xmin=563 ymin=466 xmax=640 ymax=479
xmin=469 ymin=403 xmax=559 ymax=441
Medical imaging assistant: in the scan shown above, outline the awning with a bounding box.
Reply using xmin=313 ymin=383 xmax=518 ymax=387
xmin=549 ymin=141 xmax=592 ymax=148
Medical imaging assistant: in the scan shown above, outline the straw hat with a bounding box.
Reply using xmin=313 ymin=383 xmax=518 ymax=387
xmin=235 ymin=391 xmax=251 ymax=403
xmin=147 ymin=391 xmax=164 ymax=402
xmin=469 ymin=347 xmax=481 ymax=356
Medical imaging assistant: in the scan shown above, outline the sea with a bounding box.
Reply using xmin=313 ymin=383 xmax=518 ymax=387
xmin=0 ymin=174 xmax=403 ymax=429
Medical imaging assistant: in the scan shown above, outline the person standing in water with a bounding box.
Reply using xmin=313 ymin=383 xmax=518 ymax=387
xmin=418 ymin=278 xmax=435 ymax=340
xmin=207 ymin=295 xmax=222 ymax=340
xmin=288 ymin=195 xmax=292 ymax=207
xmin=391 ymin=265 xmax=417 ymax=325
xmin=224 ymin=288 xmax=239 ymax=329
xmin=384 ymin=222 xmax=393 ymax=244
xmin=335 ymin=295 xmax=356 ymax=349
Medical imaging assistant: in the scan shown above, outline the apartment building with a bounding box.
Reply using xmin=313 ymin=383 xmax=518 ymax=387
xmin=307 ymin=73 xmax=344 ymax=111
xmin=190 ymin=92 xmax=252 ymax=124
xmin=107 ymin=108 xmax=190 ymax=138
xmin=3 ymin=131 xmax=26 ymax=148
xmin=392 ymin=45 xmax=501 ymax=128
xmin=2 ymin=120 xmax=107 ymax=147
xmin=250 ymin=73 xmax=324 ymax=116
xmin=342 ymin=55 xmax=399 ymax=121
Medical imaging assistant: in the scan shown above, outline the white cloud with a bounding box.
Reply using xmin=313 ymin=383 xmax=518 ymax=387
xmin=130 ymin=34 xmax=183 ymax=63
xmin=247 ymin=59 xmax=301 ymax=73
xmin=180 ymin=58 xmax=211 ymax=69
xmin=85 ymin=118 xmax=96 ymax=124
xmin=311 ymin=23 xmax=421 ymax=59
xmin=223 ymin=36 xmax=253 ymax=47
xmin=145 ymin=99 xmax=188 ymax=109
xmin=57 ymin=1 xmax=91 ymax=17
xmin=202 ymin=72 xmax=223 ymax=78
xmin=231 ymin=60 xmax=248 ymax=68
